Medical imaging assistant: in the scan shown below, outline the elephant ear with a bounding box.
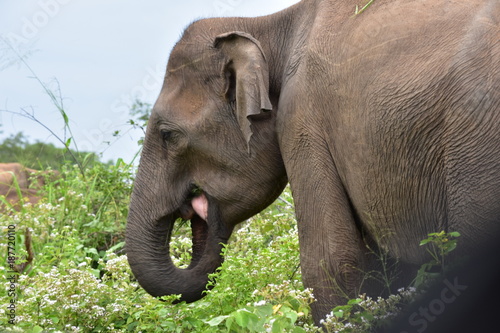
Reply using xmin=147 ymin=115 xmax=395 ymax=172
xmin=213 ymin=31 xmax=272 ymax=154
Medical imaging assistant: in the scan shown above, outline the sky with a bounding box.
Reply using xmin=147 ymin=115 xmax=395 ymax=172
xmin=0 ymin=0 xmax=300 ymax=164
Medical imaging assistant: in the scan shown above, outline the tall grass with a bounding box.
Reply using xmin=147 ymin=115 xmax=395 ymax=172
xmin=0 ymin=163 xmax=321 ymax=332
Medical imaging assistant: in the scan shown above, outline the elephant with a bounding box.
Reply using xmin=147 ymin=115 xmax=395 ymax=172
xmin=125 ymin=0 xmax=500 ymax=324
xmin=0 ymin=163 xmax=58 ymax=211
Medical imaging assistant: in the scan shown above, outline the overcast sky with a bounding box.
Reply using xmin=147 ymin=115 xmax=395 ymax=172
xmin=0 ymin=0 xmax=300 ymax=164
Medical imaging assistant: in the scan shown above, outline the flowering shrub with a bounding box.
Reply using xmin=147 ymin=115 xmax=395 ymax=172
xmin=0 ymin=161 xmax=456 ymax=332
xmin=319 ymin=288 xmax=419 ymax=332
xmin=0 ymin=163 xmax=317 ymax=332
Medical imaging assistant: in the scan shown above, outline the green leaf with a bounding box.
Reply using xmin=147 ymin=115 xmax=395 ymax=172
xmin=283 ymin=307 xmax=298 ymax=323
xmin=287 ymin=297 xmax=302 ymax=311
xmin=443 ymin=241 xmax=457 ymax=254
xmin=107 ymin=241 xmax=125 ymax=253
xmin=205 ymin=315 xmax=229 ymax=327
xmin=254 ymin=304 xmax=273 ymax=318
xmin=185 ymin=317 xmax=203 ymax=329
xmin=61 ymin=110 xmax=69 ymax=125
xmin=86 ymin=247 xmax=99 ymax=255
xmin=361 ymin=311 xmax=375 ymax=322
xmin=414 ymin=266 xmax=429 ymax=289
xmin=90 ymin=268 xmax=100 ymax=278
xmin=233 ymin=309 xmax=258 ymax=328
xmin=419 ymin=238 xmax=432 ymax=246
xmin=127 ymin=321 xmax=139 ymax=331
xmin=348 ymin=298 xmax=363 ymax=305
xmin=332 ymin=304 xmax=352 ymax=318
xmin=31 ymin=326 xmax=44 ymax=333
xmin=225 ymin=316 xmax=235 ymax=331
xmin=272 ymin=317 xmax=289 ymax=333
xmin=333 ymin=310 xmax=344 ymax=318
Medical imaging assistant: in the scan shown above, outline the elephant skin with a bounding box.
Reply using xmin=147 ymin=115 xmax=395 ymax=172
xmin=126 ymin=0 xmax=500 ymax=325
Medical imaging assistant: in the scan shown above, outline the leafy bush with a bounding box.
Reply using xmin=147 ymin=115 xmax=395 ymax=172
xmin=0 ymin=163 xmax=317 ymax=332
xmin=319 ymin=231 xmax=461 ymax=333
xmin=414 ymin=231 xmax=461 ymax=289
xmin=318 ymin=288 xmax=418 ymax=332
xmin=0 ymin=160 xmax=463 ymax=332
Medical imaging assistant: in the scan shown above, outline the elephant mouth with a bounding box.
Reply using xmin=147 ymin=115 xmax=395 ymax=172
xmin=167 ymin=186 xmax=231 ymax=272
xmin=176 ymin=190 xmax=211 ymax=269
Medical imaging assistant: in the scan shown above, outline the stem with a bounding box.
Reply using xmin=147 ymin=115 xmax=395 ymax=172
xmin=440 ymin=247 xmax=445 ymax=273
xmin=1 ymin=38 xmax=86 ymax=177
xmin=354 ymin=0 xmax=374 ymax=16
xmin=1 ymin=109 xmax=86 ymax=177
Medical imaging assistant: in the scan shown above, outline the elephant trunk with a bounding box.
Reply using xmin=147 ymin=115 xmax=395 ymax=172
xmin=126 ymin=185 xmax=231 ymax=302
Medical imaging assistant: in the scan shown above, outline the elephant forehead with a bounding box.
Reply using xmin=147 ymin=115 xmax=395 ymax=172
xmin=167 ymin=57 xmax=204 ymax=74
xmin=154 ymin=85 xmax=212 ymax=122
xmin=167 ymin=37 xmax=225 ymax=74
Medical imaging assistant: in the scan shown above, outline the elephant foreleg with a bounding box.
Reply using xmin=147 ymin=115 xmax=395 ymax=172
xmin=284 ymin=140 xmax=369 ymax=324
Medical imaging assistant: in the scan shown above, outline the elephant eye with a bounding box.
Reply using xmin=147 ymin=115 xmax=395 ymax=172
xmin=159 ymin=127 xmax=183 ymax=149
xmin=160 ymin=129 xmax=172 ymax=143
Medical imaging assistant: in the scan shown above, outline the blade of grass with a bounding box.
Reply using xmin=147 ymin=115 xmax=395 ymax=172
xmin=354 ymin=0 xmax=374 ymax=16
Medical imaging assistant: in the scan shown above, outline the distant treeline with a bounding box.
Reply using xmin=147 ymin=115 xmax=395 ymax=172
xmin=0 ymin=132 xmax=103 ymax=170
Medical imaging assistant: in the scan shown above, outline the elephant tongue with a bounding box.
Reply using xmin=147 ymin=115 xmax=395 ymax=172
xmin=191 ymin=194 xmax=208 ymax=221
xmin=189 ymin=194 xmax=209 ymax=267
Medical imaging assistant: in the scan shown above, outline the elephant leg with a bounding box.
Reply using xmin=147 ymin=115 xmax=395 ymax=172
xmin=284 ymin=139 xmax=369 ymax=324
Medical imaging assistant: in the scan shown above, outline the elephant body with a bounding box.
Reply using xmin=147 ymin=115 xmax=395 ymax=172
xmin=126 ymin=0 xmax=500 ymax=324
xmin=0 ymin=163 xmax=58 ymax=211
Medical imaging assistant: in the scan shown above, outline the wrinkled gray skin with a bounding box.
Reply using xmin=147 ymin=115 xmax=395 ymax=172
xmin=126 ymin=0 xmax=500 ymax=324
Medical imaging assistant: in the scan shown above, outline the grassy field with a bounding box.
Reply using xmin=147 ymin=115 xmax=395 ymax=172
xmin=1 ymin=161 xmax=444 ymax=332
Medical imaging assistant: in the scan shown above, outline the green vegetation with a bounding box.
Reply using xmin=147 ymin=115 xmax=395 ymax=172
xmin=414 ymin=231 xmax=461 ymax=289
xmin=319 ymin=231 xmax=461 ymax=332
xmin=0 ymin=163 xmax=316 ymax=332
xmin=0 ymin=132 xmax=101 ymax=170
xmin=0 ymin=154 xmax=462 ymax=331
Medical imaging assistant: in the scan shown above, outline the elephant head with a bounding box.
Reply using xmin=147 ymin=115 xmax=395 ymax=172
xmin=126 ymin=22 xmax=288 ymax=302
